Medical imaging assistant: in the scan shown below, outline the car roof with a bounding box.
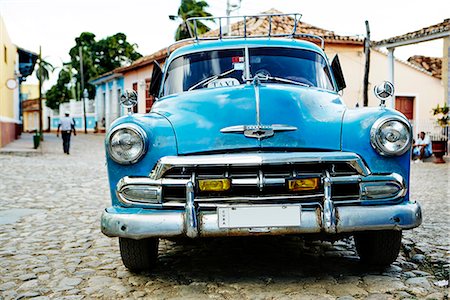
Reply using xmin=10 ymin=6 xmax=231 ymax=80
xmin=168 ymin=38 xmax=325 ymax=61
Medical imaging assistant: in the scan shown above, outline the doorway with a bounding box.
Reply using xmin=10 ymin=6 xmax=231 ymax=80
xmin=395 ymin=96 xmax=414 ymax=120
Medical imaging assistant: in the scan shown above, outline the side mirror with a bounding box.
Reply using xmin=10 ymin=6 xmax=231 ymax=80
xmin=150 ymin=61 xmax=163 ymax=98
xmin=373 ymin=81 xmax=394 ymax=107
xmin=120 ymin=90 xmax=138 ymax=114
xmin=331 ymin=55 xmax=346 ymax=91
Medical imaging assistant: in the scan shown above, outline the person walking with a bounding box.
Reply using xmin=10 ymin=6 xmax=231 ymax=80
xmin=56 ymin=112 xmax=76 ymax=154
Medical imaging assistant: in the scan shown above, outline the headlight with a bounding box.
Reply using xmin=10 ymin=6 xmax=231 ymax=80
xmin=107 ymin=124 xmax=147 ymax=164
xmin=370 ymin=116 xmax=412 ymax=156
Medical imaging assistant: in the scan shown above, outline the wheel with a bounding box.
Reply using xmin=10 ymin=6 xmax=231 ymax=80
xmin=119 ymin=237 xmax=159 ymax=272
xmin=354 ymin=230 xmax=402 ymax=267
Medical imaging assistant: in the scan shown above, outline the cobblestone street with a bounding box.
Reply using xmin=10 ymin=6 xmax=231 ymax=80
xmin=0 ymin=134 xmax=448 ymax=300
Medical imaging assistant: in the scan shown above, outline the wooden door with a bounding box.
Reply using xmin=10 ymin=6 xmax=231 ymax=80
xmin=395 ymin=96 xmax=414 ymax=120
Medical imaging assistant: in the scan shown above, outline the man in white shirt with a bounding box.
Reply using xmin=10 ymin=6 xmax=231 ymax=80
xmin=56 ymin=112 xmax=76 ymax=154
xmin=413 ymin=131 xmax=432 ymax=162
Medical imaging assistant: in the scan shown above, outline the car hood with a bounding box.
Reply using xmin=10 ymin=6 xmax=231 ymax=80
xmin=152 ymin=84 xmax=345 ymax=155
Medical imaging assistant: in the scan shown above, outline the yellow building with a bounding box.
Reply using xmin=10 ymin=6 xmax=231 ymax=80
xmin=20 ymin=84 xmax=41 ymax=132
xmin=0 ymin=16 xmax=19 ymax=147
xmin=21 ymin=84 xmax=39 ymax=100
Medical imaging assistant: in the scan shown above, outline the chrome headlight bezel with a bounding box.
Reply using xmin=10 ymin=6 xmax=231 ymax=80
xmin=106 ymin=124 xmax=148 ymax=164
xmin=370 ymin=116 xmax=412 ymax=156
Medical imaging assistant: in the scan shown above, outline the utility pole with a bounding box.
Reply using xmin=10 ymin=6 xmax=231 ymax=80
xmin=363 ymin=20 xmax=371 ymax=107
xmin=38 ymin=46 xmax=43 ymax=141
xmin=79 ymin=46 xmax=87 ymax=134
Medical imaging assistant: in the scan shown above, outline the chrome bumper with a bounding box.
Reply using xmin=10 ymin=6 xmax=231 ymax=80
xmin=101 ymin=200 xmax=422 ymax=240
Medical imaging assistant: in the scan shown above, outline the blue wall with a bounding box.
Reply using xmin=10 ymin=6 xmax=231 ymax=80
xmin=51 ymin=115 xmax=96 ymax=130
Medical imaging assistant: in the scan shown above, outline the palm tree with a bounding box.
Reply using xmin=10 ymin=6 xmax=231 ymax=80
xmin=35 ymin=49 xmax=54 ymax=139
xmin=36 ymin=58 xmax=54 ymax=83
xmin=170 ymin=0 xmax=213 ymax=41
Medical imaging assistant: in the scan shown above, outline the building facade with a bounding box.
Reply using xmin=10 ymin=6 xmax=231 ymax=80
xmin=0 ymin=16 xmax=19 ymax=147
xmin=91 ymin=72 xmax=125 ymax=132
xmin=49 ymin=99 xmax=96 ymax=132
xmin=0 ymin=16 xmax=38 ymax=147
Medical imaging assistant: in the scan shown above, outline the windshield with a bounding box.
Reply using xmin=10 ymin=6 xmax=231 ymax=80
xmin=162 ymin=47 xmax=334 ymax=96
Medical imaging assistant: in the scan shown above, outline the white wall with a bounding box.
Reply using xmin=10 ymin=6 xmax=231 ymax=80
xmin=123 ymin=65 xmax=153 ymax=114
xmin=325 ymin=45 xmax=444 ymax=126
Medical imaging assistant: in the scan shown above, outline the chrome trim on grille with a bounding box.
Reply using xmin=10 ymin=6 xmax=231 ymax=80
xmin=117 ymin=173 xmax=405 ymax=208
xmin=322 ymin=171 xmax=336 ymax=233
xmin=151 ymin=152 xmax=371 ymax=179
xmin=185 ymin=182 xmax=198 ymax=238
xmin=195 ymin=194 xmax=325 ymax=202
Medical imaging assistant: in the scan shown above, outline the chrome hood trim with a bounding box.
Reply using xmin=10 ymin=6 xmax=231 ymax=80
xmin=220 ymin=76 xmax=297 ymax=140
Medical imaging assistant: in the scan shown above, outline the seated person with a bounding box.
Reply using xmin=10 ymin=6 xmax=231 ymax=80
xmin=412 ymin=131 xmax=432 ymax=162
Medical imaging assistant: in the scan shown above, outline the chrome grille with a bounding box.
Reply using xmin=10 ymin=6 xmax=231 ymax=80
xmin=117 ymin=153 xmax=406 ymax=209
xmin=160 ymin=161 xmax=360 ymax=204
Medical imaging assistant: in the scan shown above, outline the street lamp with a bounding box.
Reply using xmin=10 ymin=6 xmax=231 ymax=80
xmin=83 ymin=88 xmax=88 ymax=134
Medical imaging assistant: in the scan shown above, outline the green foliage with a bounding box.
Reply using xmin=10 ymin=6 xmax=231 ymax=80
xmin=93 ymin=33 xmax=142 ymax=75
xmin=45 ymin=67 xmax=72 ymax=110
xmin=36 ymin=58 xmax=54 ymax=82
xmin=45 ymin=84 xmax=70 ymax=110
xmin=69 ymin=32 xmax=142 ymax=99
xmin=46 ymin=32 xmax=142 ymax=109
xmin=432 ymin=103 xmax=449 ymax=127
xmin=172 ymin=0 xmax=213 ymax=41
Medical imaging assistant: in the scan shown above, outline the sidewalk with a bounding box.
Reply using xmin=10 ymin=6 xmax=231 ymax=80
xmin=0 ymin=133 xmax=43 ymax=156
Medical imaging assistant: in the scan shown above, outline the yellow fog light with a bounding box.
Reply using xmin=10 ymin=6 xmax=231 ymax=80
xmin=288 ymin=178 xmax=320 ymax=192
xmin=198 ymin=179 xmax=231 ymax=192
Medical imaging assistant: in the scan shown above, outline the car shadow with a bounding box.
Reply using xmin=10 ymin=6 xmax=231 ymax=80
xmin=138 ymin=236 xmax=389 ymax=283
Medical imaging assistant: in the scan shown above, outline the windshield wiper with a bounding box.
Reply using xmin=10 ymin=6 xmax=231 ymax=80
xmin=254 ymin=74 xmax=311 ymax=87
xmin=188 ymin=68 xmax=237 ymax=91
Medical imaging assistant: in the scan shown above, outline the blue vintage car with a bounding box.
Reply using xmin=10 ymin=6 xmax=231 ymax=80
xmin=101 ymin=14 xmax=422 ymax=271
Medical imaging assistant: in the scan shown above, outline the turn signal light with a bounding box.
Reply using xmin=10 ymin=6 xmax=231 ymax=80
xmin=198 ymin=179 xmax=231 ymax=192
xmin=288 ymin=178 xmax=320 ymax=192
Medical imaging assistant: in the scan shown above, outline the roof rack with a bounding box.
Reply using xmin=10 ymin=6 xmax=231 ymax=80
xmin=167 ymin=13 xmax=325 ymax=55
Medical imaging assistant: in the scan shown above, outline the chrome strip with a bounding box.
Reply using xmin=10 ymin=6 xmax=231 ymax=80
xmin=322 ymin=171 xmax=336 ymax=233
xmin=151 ymin=152 xmax=371 ymax=179
xmin=254 ymin=76 xmax=261 ymax=127
xmin=185 ymin=182 xmax=198 ymax=238
xmin=195 ymin=194 xmax=324 ymax=202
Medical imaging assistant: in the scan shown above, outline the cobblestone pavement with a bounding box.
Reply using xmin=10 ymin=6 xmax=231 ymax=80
xmin=0 ymin=134 xmax=448 ymax=300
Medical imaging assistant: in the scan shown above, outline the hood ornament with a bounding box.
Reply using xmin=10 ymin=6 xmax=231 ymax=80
xmin=221 ymin=75 xmax=297 ymax=140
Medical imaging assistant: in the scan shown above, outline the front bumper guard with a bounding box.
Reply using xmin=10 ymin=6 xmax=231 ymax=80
xmin=101 ymin=180 xmax=422 ymax=240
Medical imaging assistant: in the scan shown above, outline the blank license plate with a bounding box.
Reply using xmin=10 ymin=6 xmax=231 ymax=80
xmin=218 ymin=205 xmax=301 ymax=228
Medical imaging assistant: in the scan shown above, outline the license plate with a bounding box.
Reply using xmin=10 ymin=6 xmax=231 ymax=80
xmin=218 ymin=205 xmax=301 ymax=228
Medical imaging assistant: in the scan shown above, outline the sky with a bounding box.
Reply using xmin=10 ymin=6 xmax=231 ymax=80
xmin=0 ymin=0 xmax=449 ymax=90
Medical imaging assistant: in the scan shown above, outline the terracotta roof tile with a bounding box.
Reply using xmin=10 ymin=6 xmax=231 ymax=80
xmin=202 ymin=9 xmax=363 ymax=45
xmin=407 ymin=55 xmax=442 ymax=79
xmin=99 ymin=9 xmax=363 ymax=77
xmin=375 ymin=19 xmax=449 ymax=46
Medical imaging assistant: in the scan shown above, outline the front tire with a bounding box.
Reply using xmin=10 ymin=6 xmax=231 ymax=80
xmin=354 ymin=230 xmax=402 ymax=267
xmin=119 ymin=237 xmax=159 ymax=272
